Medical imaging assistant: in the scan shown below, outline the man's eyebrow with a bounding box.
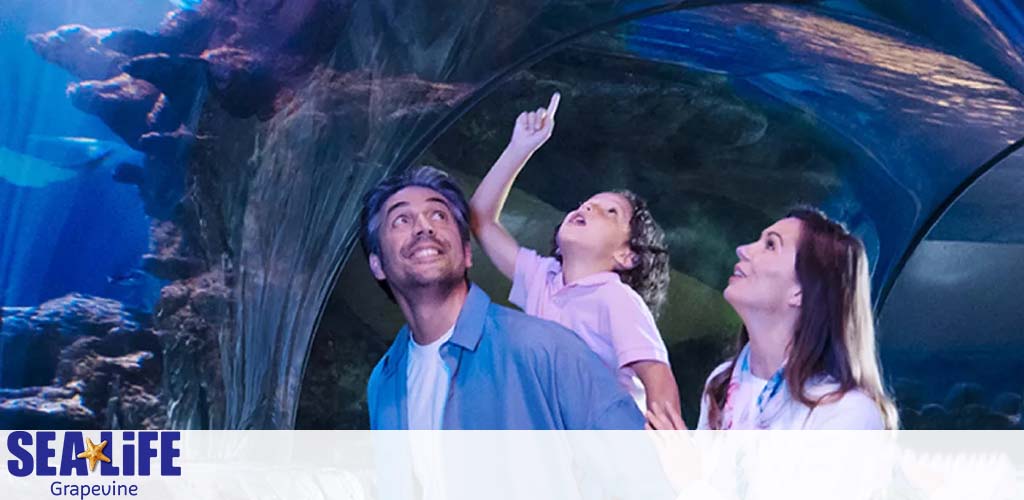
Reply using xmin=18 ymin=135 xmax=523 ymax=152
xmin=426 ymin=197 xmax=450 ymax=208
xmin=384 ymin=201 xmax=409 ymax=218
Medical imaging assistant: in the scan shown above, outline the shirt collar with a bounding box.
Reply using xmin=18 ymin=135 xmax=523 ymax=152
xmin=552 ymin=265 xmax=622 ymax=290
xmin=448 ymin=283 xmax=489 ymax=352
xmin=381 ymin=283 xmax=490 ymax=375
xmin=408 ymin=325 xmax=455 ymax=352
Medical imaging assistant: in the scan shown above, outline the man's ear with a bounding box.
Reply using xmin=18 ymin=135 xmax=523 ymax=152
xmin=369 ymin=253 xmax=386 ymax=281
xmin=463 ymin=241 xmax=473 ymax=269
xmin=787 ymin=288 xmax=802 ymax=308
xmin=613 ymin=248 xmax=637 ymax=271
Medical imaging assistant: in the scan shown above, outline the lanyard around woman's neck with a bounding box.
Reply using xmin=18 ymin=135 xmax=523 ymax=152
xmin=723 ymin=344 xmax=787 ymax=429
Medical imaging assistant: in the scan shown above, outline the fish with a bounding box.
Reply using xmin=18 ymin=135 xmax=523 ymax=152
xmin=0 ymin=135 xmax=143 ymax=188
xmin=24 ymin=135 xmax=143 ymax=167
xmin=68 ymin=150 xmax=113 ymax=171
xmin=0 ymin=146 xmax=79 ymax=187
xmin=107 ymin=269 xmax=149 ymax=286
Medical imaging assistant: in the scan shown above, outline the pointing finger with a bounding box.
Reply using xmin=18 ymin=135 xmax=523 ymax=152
xmin=547 ymin=92 xmax=561 ymax=119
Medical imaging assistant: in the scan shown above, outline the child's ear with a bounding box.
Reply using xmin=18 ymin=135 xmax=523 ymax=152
xmin=613 ymin=248 xmax=638 ymax=271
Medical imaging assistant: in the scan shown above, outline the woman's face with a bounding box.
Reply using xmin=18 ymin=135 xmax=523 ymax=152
xmin=724 ymin=217 xmax=803 ymax=314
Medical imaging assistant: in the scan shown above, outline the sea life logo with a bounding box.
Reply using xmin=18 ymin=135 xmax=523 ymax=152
xmin=76 ymin=438 xmax=111 ymax=472
xmin=5 ymin=431 xmax=181 ymax=497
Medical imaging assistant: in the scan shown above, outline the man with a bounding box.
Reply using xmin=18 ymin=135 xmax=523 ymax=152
xmin=360 ymin=165 xmax=644 ymax=430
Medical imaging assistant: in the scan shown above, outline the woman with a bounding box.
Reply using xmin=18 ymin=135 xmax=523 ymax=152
xmin=650 ymin=207 xmax=898 ymax=430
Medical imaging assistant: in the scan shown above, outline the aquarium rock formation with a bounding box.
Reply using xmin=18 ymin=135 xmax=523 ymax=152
xmin=24 ymin=0 xmax=475 ymax=428
xmin=0 ymin=294 xmax=162 ymax=429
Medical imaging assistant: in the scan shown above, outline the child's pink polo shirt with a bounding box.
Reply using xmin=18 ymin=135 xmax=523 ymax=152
xmin=509 ymin=247 xmax=670 ymax=409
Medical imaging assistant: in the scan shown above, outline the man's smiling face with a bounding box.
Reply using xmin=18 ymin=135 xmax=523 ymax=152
xmin=369 ymin=186 xmax=472 ymax=294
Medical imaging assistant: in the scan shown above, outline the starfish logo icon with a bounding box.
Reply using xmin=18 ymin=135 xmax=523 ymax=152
xmin=76 ymin=438 xmax=111 ymax=472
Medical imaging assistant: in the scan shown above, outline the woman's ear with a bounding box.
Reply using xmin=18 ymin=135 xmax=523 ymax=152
xmin=787 ymin=288 xmax=802 ymax=308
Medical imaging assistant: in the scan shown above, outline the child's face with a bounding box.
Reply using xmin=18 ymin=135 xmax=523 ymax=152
xmin=557 ymin=192 xmax=634 ymax=266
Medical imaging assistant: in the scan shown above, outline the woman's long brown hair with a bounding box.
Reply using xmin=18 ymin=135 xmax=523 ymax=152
xmin=704 ymin=207 xmax=898 ymax=429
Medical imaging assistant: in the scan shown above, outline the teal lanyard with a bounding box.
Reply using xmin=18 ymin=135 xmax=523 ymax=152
xmin=737 ymin=346 xmax=786 ymax=428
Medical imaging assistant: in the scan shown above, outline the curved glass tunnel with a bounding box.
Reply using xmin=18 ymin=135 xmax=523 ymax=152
xmin=878 ymin=145 xmax=1024 ymax=430
xmin=297 ymin=2 xmax=1024 ymax=429
xmin=0 ymin=0 xmax=1021 ymax=430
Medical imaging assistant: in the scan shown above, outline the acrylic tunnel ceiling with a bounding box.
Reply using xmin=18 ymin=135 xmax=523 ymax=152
xmin=3 ymin=0 xmax=1023 ymax=430
xmin=307 ymin=0 xmax=1024 ymax=430
xmin=521 ymin=0 xmax=1024 ymax=301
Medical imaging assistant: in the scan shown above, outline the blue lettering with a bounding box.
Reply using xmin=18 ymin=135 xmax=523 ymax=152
xmin=122 ymin=432 xmax=136 ymax=476
xmin=138 ymin=433 xmax=157 ymax=476
xmin=7 ymin=431 xmax=33 ymax=477
xmin=50 ymin=480 xmax=140 ymax=497
xmin=161 ymin=432 xmax=181 ymax=476
xmin=100 ymin=431 xmax=119 ymax=475
xmin=36 ymin=432 xmax=56 ymax=476
xmin=59 ymin=432 xmax=87 ymax=476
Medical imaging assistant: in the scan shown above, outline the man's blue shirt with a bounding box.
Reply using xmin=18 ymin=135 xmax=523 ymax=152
xmin=367 ymin=284 xmax=644 ymax=429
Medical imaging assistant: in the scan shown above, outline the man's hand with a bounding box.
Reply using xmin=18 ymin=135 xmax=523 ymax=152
xmin=508 ymin=92 xmax=560 ymax=154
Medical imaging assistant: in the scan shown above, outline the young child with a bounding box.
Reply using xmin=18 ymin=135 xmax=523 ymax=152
xmin=469 ymin=93 xmax=684 ymax=427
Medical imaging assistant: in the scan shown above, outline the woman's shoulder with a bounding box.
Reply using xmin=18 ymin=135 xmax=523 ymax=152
xmin=803 ymin=383 xmax=885 ymax=430
xmin=705 ymin=360 xmax=732 ymax=386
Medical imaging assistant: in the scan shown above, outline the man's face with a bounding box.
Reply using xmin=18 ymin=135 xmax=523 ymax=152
xmin=369 ymin=186 xmax=472 ymax=296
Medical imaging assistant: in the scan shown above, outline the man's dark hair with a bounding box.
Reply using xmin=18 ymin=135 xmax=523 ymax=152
xmin=359 ymin=166 xmax=472 ymax=299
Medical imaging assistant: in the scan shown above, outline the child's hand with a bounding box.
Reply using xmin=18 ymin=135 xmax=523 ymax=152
xmin=646 ymin=400 xmax=688 ymax=431
xmin=508 ymin=92 xmax=560 ymax=154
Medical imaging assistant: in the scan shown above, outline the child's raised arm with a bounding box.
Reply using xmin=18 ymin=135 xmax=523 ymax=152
xmin=469 ymin=92 xmax=560 ymax=279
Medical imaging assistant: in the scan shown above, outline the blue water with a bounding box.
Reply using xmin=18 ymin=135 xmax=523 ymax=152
xmin=0 ymin=1 xmax=178 ymax=310
xmin=169 ymin=0 xmax=202 ymax=11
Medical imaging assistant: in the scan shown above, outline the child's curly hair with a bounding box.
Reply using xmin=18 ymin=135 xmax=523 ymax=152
xmin=615 ymin=190 xmax=671 ymax=319
xmin=553 ymin=190 xmax=671 ymax=319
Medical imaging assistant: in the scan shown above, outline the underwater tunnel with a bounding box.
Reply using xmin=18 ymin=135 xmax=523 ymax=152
xmin=0 ymin=0 xmax=1022 ymax=430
